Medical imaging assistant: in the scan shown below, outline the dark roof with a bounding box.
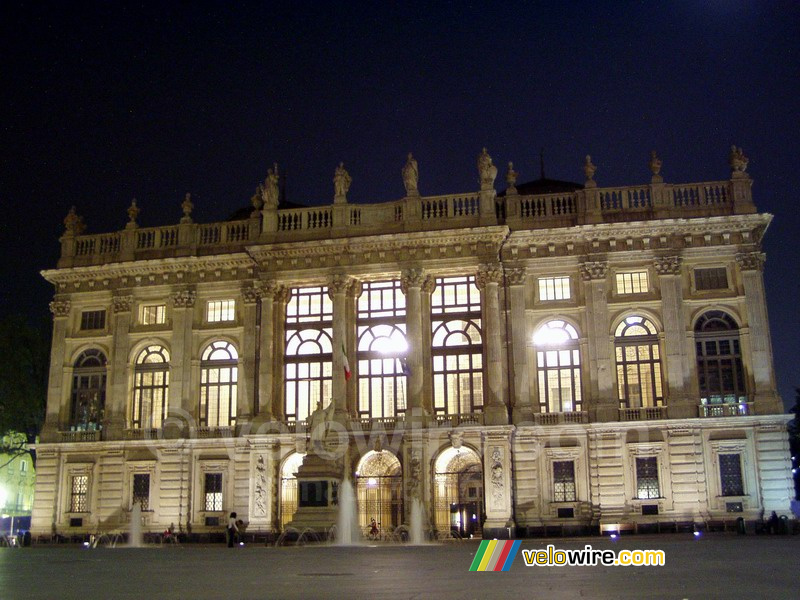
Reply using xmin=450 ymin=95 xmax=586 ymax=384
xmin=497 ymin=177 xmax=584 ymax=197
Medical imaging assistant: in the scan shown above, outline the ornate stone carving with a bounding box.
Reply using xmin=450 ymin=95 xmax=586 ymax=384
xmin=258 ymin=280 xmax=283 ymax=300
xmin=505 ymin=266 xmax=527 ymax=286
xmin=505 ymin=161 xmax=518 ymax=193
xmin=112 ymin=295 xmax=133 ymax=313
xmin=253 ymin=454 xmax=268 ymax=517
xmin=583 ymin=155 xmax=597 ymax=182
xmin=477 ymin=148 xmax=498 ymax=188
xmin=262 ymin=163 xmax=280 ymax=209
xmin=333 ymin=162 xmax=352 ymax=201
xmin=407 ymin=449 xmax=422 ymax=500
xmin=241 ymin=284 xmax=260 ymax=305
xmin=729 ymin=146 xmax=749 ymax=174
xmin=580 ymin=261 xmax=608 ymax=281
xmin=327 ymin=274 xmax=353 ymax=297
xmin=735 ymin=251 xmax=765 ymax=271
xmin=400 ymin=268 xmax=426 ymax=292
xmin=449 ymin=431 xmax=463 ymax=450
xmin=421 ymin=275 xmax=437 ymax=295
xmin=126 ymin=199 xmax=139 ymax=228
xmin=653 ymin=255 xmax=681 ymax=276
xmin=170 ymin=288 xmax=197 ymax=308
xmin=402 ymin=153 xmax=418 ymax=196
xmin=49 ymin=297 xmax=71 ymax=317
xmin=181 ymin=193 xmax=194 ymax=224
xmin=490 ymin=446 xmax=504 ymax=508
xmin=63 ymin=206 xmax=85 ymax=235
xmin=475 ymin=263 xmax=503 ymax=289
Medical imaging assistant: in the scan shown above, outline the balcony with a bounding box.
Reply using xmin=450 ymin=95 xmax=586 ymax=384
xmin=534 ymin=412 xmax=589 ymax=426
xmin=124 ymin=428 xmax=161 ymax=440
xmin=191 ymin=426 xmax=235 ymax=439
xmin=618 ymin=407 xmax=667 ymax=421
xmin=59 ymin=430 xmax=101 ymax=443
xmin=698 ymin=402 xmax=751 ymax=418
xmin=435 ymin=413 xmax=485 ymax=427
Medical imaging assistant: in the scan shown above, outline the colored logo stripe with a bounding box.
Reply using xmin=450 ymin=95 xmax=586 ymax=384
xmin=469 ymin=540 xmax=521 ymax=571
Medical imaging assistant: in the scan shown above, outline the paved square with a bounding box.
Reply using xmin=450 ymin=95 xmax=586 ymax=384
xmin=1 ymin=534 xmax=796 ymax=599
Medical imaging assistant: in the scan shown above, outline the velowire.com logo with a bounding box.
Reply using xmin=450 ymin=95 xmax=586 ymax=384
xmin=469 ymin=540 xmax=522 ymax=571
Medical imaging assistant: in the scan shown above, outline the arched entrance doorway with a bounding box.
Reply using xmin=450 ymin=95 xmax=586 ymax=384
xmin=355 ymin=450 xmax=403 ymax=535
xmin=279 ymin=452 xmax=305 ymax=530
xmin=433 ymin=446 xmax=483 ymax=537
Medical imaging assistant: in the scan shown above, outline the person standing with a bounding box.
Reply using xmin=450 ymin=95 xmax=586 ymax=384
xmin=227 ymin=512 xmax=239 ymax=547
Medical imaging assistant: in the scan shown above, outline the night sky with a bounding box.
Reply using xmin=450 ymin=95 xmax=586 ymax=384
xmin=1 ymin=1 xmax=798 ymax=409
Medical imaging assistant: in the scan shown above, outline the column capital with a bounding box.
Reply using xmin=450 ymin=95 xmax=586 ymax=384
xmin=326 ymin=273 xmax=354 ymax=298
xmin=421 ymin=275 xmax=437 ymax=295
xmin=653 ymin=255 xmax=682 ymax=276
xmin=475 ymin=263 xmax=503 ymax=290
xmin=735 ymin=251 xmax=765 ymax=272
xmin=505 ymin=266 xmax=527 ymax=286
xmin=112 ymin=294 xmax=133 ymax=314
xmin=580 ymin=260 xmax=608 ymax=281
xmin=400 ymin=267 xmax=426 ymax=293
xmin=256 ymin=280 xmax=284 ymax=300
xmin=49 ymin=296 xmax=71 ymax=317
xmin=170 ymin=288 xmax=197 ymax=308
xmin=241 ymin=283 xmax=260 ymax=305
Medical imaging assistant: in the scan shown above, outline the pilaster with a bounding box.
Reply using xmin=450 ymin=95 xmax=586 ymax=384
xmin=254 ymin=281 xmax=282 ymax=424
xmin=169 ymin=287 xmax=196 ymax=434
xmin=401 ymin=268 xmax=428 ymax=421
xmin=43 ymin=297 xmax=71 ymax=441
xmin=482 ymin=427 xmax=516 ymax=538
xmin=580 ymin=261 xmax=616 ymax=422
xmin=505 ymin=267 xmax=533 ymax=424
xmin=476 ymin=264 xmax=508 ymax=425
xmin=328 ymin=274 xmax=355 ymax=420
xmin=239 ymin=284 xmax=260 ymax=425
xmin=107 ymin=292 xmax=134 ymax=439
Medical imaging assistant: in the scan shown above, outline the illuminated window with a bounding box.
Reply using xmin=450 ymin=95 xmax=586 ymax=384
xmin=694 ymin=267 xmax=728 ymax=291
xmin=199 ymin=341 xmax=238 ymax=427
xmin=635 ymin=457 xmax=660 ymax=499
xmin=614 ymin=316 xmax=664 ymax=408
xmin=80 ymin=310 xmax=106 ymax=330
xmin=206 ymin=299 xmax=236 ymax=323
xmin=70 ymin=349 xmax=107 ymax=430
xmin=140 ymin=304 xmax=166 ymax=325
xmin=719 ymin=454 xmax=744 ymax=496
xmin=357 ymin=280 xmax=407 ymax=419
xmin=553 ymin=461 xmax=576 ymax=502
xmin=285 ymin=287 xmax=333 ymax=421
xmin=695 ymin=311 xmax=746 ymax=407
xmin=538 ymin=276 xmax=571 ymax=301
xmin=432 ymin=276 xmax=483 ymax=415
xmin=615 ymin=271 xmax=649 ymax=295
xmin=131 ymin=345 xmax=170 ymax=429
xmin=132 ymin=473 xmax=150 ymax=511
xmin=534 ymin=320 xmax=582 ymax=413
xmin=70 ymin=475 xmax=88 ymax=512
xmin=204 ymin=473 xmax=223 ymax=511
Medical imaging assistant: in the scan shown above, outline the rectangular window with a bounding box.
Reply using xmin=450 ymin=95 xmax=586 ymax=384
xmin=695 ymin=267 xmax=728 ymax=291
xmin=538 ymin=276 xmax=571 ymax=301
xmin=635 ymin=457 xmax=660 ymax=499
xmin=204 ymin=473 xmax=223 ymax=511
xmin=132 ymin=473 xmax=150 ymax=511
xmin=553 ymin=461 xmax=576 ymax=502
xmin=615 ymin=271 xmax=649 ymax=295
xmin=20 ymin=460 xmax=28 ymax=473
xmin=140 ymin=303 xmax=166 ymax=325
xmin=719 ymin=454 xmax=744 ymax=496
xmin=70 ymin=475 xmax=88 ymax=512
xmin=206 ymin=300 xmax=235 ymax=323
xmin=80 ymin=310 xmax=106 ymax=330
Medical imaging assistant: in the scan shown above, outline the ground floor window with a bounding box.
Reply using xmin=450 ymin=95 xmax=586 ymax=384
xmin=635 ymin=457 xmax=660 ymax=499
xmin=719 ymin=454 xmax=744 ymax=496
xmin=132 ymin=473 xmax=151 ymax=510
xmin=553 ymin=461 xmax=576 ymax=502
xmin=204 ymin=473 xmax=223 ymax=511
xmin=70 ymin=475 xmax=88 ymax=512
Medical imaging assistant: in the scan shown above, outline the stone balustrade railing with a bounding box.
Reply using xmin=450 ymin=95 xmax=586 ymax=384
xmin=58 ymin=178 xmax=752 ymax=267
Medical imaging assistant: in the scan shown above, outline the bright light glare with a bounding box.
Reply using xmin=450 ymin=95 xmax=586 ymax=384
xmin=373 ymin=334 xmax=408 ymax=355
xmin=610 ymin=534 xmax=618 ymax=539
xmin=693 ymin=531 xmax=701 ymax=537
xmin=533 ymin=325 xmax=570 ymax=347
xmin=367 ymin=477 xmax=378 ymax=488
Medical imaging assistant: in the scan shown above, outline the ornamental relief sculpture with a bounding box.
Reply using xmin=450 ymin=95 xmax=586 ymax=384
xmin=653 ymin=255 xmax=682 ymax=276
xmin=49 ymin=298 xmax=71 ymax=317
xmin=476 ymin=263 xmax=503 ymax=289
xmin=490 ymin=446 xmax=505 ymax=509
xmin=735 ymin=251 xmax=765 ymax=271
xmin=241 ymin=284 xmax=260 ymax=305
xmin=253 ymin=454 xmax=268 ymax=517
xmin=327 ymin=274 xmax=354 ymax=298
xmin=407 ymin=449 xmax=422 ymax=500
xmin=580 ymin=261 xmax=608 ymax=281
xmin=400 ymin=268 xmax=426 ymax=292
xmin=170 ymin=289 xmax=197 ymax=308
xmin=112 ymin=294 xmax=133 ymax=313
xmin=505 ymin=266 xmax=527 ymax=286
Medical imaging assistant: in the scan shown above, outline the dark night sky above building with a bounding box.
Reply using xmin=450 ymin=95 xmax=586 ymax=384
xmin=1 ymin=1 xmax=798 ymax=408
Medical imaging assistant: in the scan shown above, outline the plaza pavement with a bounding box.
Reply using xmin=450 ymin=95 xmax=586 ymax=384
xmin=0 ymin=534 xmax=796 ymax=599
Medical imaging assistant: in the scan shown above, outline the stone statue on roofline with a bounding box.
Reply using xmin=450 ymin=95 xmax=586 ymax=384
xmin=262 ymin=162 xmax=280 ymax=208
xmin=583 ymin=155 xmax=597 ymax=186
xmin=729 ymin=146 xmax=749 ymax=175
xmin=649 ymin=151 xmax=663 ymax=183
xmin=506 ymin=161 xmax=518 ymax=193
xmin=63 ymin=206 xmax=86 ymax=235
xmin=477 ymin=147 xmax=497 ymax=189
xmin=402 ymin=152 xmax=419 ymax=196
xmin=333 ymin=162 xmax=352 ymax=202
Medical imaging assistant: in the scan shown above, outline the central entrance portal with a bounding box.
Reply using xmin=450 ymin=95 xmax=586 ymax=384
xmin=434 ymin=446 xmax=483 ymax=538
xmin=355 ymin=450 xmax=403 ymax=536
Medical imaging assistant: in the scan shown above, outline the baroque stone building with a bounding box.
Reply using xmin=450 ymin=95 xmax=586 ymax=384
xmin=31 ymin=148 xmax=793 ymax=539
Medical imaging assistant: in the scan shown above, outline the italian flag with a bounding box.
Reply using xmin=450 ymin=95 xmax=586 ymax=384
xmin=342 ymin=342 xmax=351 ymax=380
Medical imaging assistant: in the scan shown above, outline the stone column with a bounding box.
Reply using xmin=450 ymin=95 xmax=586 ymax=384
xmin=42 ymin=297 xmax=71 ymax=441
xmin=254 ymin=281 xmax=281 ymax=424
xmin=506 ymin=267 xmax=533 ymax=424
xmin=420 ymin=276 xmax=436 ymax=416
xmin=476 ymin=264 xmax=508 ymax=426
xmin=239 ymin=284 xmax=260 ymax=426
xmin=401 ymin=268 xmax=428 ymax=420
xmin=106 ymin=293 xmax=133 ymax=440
xmin=654 ymin=256 xmax=692 ymax=418
xmin=580 ymin=261 xmax=616 ymax=421
xmin=328 ymin=274 xmax=353 ymax=420
xmin=736 ymin=252 xmax=781 ymax=413
xmin=169 ymin=288 xmax=196 ymax=434
xmin=345 ymin=281 xmax=361 ymax=418
xmin=271 ymin=287 xmax=291 ymax=421
xmin=482 ymin=428 xmax=515 ymax=538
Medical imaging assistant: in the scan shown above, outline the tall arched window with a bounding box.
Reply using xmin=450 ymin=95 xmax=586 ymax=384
xmin=285 ymin=287 xmax=333 ymax=422
xmin=614 ymin=316 xmax=664 ymax=408
xmin=131 ymin=345 xmax=170 ymax=429
xmin=357 ymin=280 xmax=407 ymax=419
xmin=431 ymin=276 xmax=483 ymax=415
xmin=200 ymin=341 xmax=238 ymax=427
xmin=70 ymin=349 xmax=107 ymax=431
xmin=533 ymin=320 xmax=582 ymax=413
xmin=695 ymin=311 xmax=747 ymax=408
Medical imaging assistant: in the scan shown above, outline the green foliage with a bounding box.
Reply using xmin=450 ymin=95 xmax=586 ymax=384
xmin=0 ymin=315 xmax=50 ymax=443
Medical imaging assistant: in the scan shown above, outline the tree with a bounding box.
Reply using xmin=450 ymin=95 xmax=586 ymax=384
xmin=0 ymin=315 xmax=50 ymax=466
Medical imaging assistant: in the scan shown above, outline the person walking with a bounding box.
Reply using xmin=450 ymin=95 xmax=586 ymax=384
xmin=227 ymin=512 xmax=239 ymax=547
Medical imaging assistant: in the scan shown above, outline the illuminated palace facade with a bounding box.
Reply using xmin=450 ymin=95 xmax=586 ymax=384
xmin=31 ymin=149 xmax=793 ymax=539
